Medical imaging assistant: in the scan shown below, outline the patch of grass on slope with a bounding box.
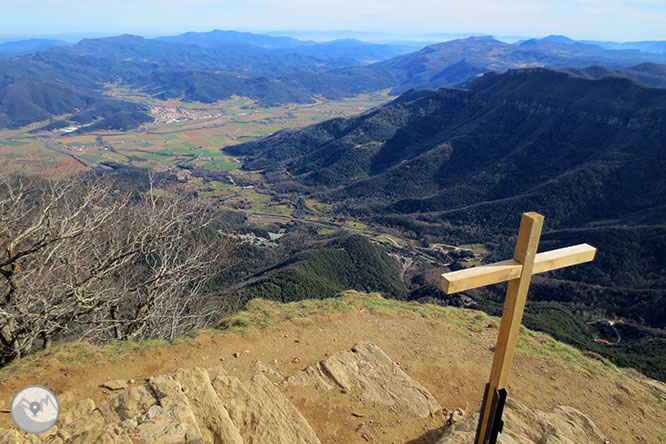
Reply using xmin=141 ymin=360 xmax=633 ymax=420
xmin=0 ymin=339 xmax=169 ymax=384
xmin=1 ymin=291 xmax=618 ymax=383
xmin=219 ymin=291 xmax=465 ymax=331
xmin=220 ymin=290 xmax=617 ymax=376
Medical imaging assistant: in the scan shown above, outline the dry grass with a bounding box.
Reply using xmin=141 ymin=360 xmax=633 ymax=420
xmin=1 ymin=290 xmax=620 ymax=384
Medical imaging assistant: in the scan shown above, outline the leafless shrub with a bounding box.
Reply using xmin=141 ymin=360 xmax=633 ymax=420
xmin=0 ymin=172 xmax=233 ymax=364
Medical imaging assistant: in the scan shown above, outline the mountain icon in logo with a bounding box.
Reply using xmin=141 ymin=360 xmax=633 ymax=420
xmin=10 ymin=386 xmax=60 ymax=434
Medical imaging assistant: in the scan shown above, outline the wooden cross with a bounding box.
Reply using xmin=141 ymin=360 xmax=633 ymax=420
xmin=439 ymin=212 xmax=596 ymax=444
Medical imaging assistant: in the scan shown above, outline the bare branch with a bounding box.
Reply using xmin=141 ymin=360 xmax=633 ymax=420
xmin=0 ymin=172 xmax=234 ymax=363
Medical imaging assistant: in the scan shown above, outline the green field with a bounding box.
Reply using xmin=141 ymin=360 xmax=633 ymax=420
xmin=0 ymin=140 xmax=30 ymax=147
xmin=206 ymin=135 xmax=230 ymax=145
xmin=204 ymin=159 xmax=239 ymax=172
xmin=198 ymin=149 xmax=226 ymax=157
xmin=79 ymin=153 xmax=108 ymax=163
xmin=157 ymin=148 xmax=191 ymax=155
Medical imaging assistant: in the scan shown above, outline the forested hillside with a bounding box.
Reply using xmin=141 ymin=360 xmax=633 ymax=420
xmin=229 ymin=68 xmax=666 ymax=234
xmin=228 ymin=235 xmax=408 ymax=307
xmin=226 ymin=68 xmax=666 ymax=381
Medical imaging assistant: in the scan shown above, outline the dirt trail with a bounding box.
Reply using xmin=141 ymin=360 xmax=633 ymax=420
xmin=1 ymin=307 xmax=664 ymax=443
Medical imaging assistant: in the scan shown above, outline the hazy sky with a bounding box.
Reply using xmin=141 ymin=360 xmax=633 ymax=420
xmin=2 ymin=0 xmax=666 ymax=42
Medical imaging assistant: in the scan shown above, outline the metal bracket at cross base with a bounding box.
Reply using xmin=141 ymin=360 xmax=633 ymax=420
xmin=474 ymin=384 xmax=507 ymax=444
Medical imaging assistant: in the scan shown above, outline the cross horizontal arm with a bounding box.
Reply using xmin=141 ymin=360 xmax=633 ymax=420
xmin=440 ymin=243 xmax=596 ymax=294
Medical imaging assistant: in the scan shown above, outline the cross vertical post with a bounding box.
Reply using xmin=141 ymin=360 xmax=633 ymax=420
xmin=439 ymin=212 xmax=596 ymax=444
xmin=475 ymin=212 xmax=543 ymax=443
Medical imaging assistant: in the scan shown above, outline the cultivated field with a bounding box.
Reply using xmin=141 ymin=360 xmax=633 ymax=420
xmin=0 ymin=92 xmax=392 ymax=184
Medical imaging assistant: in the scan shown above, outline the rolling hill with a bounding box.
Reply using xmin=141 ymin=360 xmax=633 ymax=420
xmin=49 ymin=34 xmax=355 ymax=74
xmin=560 ymin=62 xmax=666 ymax=88
xmin=227 ymin=235 xmax=409 ymax=307
xmin=0 ymin=59 xmax=151 ymax=130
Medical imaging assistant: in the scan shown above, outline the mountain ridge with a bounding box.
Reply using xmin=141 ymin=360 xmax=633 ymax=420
xmin=229 ymin=68 xmax=666 ymax=207
xmin=0 ymin=39 xmax=70 ymax=57
xmin=4 ymin=32 xmax=666 ymax=130
xmin=156 ymin=29 xmax=309 ymax=49
xmin=224 ymin=67 xmax=666 ymax=380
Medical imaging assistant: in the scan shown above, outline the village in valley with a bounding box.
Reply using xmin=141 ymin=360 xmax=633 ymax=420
xmin=149 ymin=106 xmax=223 ymax=124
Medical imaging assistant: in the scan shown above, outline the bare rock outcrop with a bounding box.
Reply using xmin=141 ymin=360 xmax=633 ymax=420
xmin=0 ymin=342 xmax=610 ymax=444
xmin=1 ymin=364 xmax=319 ymax=444
xmin=251 ymin=360 xmax=286 ymax=384
xmin=99 ymin=381 xmax=128 ymax=392
xmin=436 ymin=398 xmax=608 ymax=444
xmin=213 ymin=373 xmax=320 ymax=444
xmin=170 ymin=368 xmax=243 ymax=444
xmin=282 ymin=342 xmax=442 ymax=417
xmin=0 ymin=430 xmax=21 ymax=444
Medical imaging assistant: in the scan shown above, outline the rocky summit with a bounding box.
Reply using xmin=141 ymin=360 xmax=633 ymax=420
xmin=0 ymin=342 xmax=609 ymax=444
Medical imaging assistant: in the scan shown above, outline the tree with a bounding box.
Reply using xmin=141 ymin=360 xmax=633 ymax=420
xmin=0 ymin=173 xmax=232 ymax=365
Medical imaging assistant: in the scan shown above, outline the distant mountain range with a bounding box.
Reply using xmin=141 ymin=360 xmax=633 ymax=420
xmin=3 ymin=31 xmax=666 ymax=131
xmin=157 ymin=29 xmax=411 ymax=63
xmin=522 ymin=35 xmax=666 ymax=55
xmin=370 ymin=35 xmax=666 ymax=92
xmin=582 ymin=40 xmax=666 ymax=55
xmin=0 ymin=39 xmax=70 ymax=57
xmin=156 ymin=29 xmax=308 ymax=49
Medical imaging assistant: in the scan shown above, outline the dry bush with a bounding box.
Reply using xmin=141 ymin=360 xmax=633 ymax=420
xmin=0 ymin=173 xmax=232 ymax=364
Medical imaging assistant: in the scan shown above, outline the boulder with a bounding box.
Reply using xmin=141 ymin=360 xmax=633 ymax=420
xmin=283 ymin=342 xmax=442 ymax=417
xmin=171 ymin=368 xmax=243 ymax=444
xmin=140 ymin=375 xmax=204 ymax=444
xmin=130 ymin=403 xmax=203 ymax=444
xmin=97 ymin=385 xmax=157 ymax=424
xmin=213 ymin=373 xmax=321 ymax=444
xmin=100 ymin=380 xmax=128 ymax=391
xmin=281 ymin=362 xmax=335 ymax=391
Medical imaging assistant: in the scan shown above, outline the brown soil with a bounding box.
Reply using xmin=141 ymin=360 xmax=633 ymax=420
xmin=1 ymin=308 xmax=664 ymax=444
